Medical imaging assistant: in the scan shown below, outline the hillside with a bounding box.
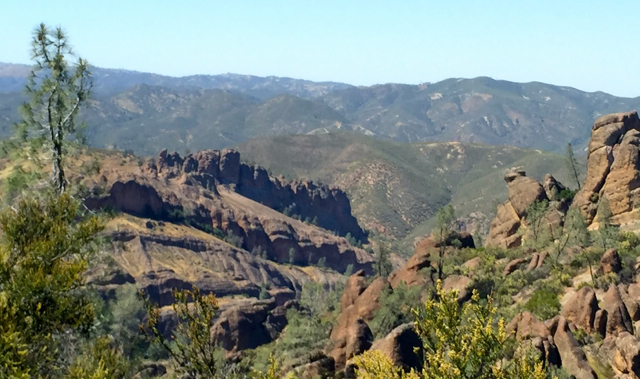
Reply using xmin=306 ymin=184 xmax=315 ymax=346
xmin=2 ymin=63 xmax=640 ymax=155
xmin=0 ymin=62 xmax=352 ymax=99
xmin=237 ymin=132 xmax=573 ymax=250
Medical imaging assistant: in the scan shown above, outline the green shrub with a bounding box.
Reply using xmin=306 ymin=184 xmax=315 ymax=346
xmin=524 ymin=288 xmax=560 ymax=320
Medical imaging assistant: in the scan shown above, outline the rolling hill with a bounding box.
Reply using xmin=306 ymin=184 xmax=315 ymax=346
xmin=237 ymin=133 xmax=573 ymax=251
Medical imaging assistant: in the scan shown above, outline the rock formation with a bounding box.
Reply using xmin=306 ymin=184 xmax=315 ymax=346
xmin=485 ymin=169 xmax=550 ymax=248
xmin=571 ymin=111 xmax=640 ymax=228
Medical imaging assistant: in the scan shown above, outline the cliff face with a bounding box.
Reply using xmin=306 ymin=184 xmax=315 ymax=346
xmin=149 ymin=148 xmax=366 ymax=241
xmin=571 ymin=111 xmax=640 ymax=228
xmin=84 ymin=149 xmax=373 ymax=277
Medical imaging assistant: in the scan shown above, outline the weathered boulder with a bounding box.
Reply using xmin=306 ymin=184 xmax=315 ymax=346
xmin=503 ymin=258 xmax=528 ymax=276
xmin=329 ymin=275 xmax=388 ymax=369
xmin=599 ymin=248 xmax=623 ymax=275
xmin=562 ymin=286 xmax=600 ymax=333
xmin=603 ymin=285 xmax=634 ymax=338
xmin=485 ymin=201 xmax=522 ymax=248
xmin=613 ymin=332 xmax=640 ymax=378
xmin=571 ymin=111 xmax=640 ymax=226
xmin=486 ymin=169 xmax=548 ymax=248
xmin=388 ymin=251 xmax=433 ymax=289
xmin=543 ymin=173 xmax=567 ymax=201
xmin=507 ymin=312 xmax=560 ymax=366
xmin=369 ymin=324 xmax=424 ymax=373
xmin=299 ymin=353 xmax=335 ymax=379
xmin=552 ymin=316 xmax=597 ymax=379
xmin=210 ymin=298 xmax=279 ymax=356
xmin=443 ymin=275 xmax=472 ymax=303
xmin=505 ymin=169 xmax=548 ymax=218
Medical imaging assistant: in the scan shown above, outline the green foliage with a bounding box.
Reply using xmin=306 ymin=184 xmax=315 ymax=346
xmin=565 ymin=142 xmax=581 ymax=190
xmin=16 ymin=23 xmax=92 ymax=194
xmin=373 ymin=242 xmax=393 ymax=278
xmin=354 ymin=282 xmax=549 ymax=379
xmin=524 ymin=287 xmax=561 ymax=320
xmin=225 ymin=229 xmax=244 ymax=249
xmin=433 ymin=204 xmax=456 ymax=279
xmin=0 ymin=193 xmax=104 ymax=378
xmin=368 ymin=282 xmax=421 ymax=338
xmin=5 ymin=166 xmax=41 ymax=201
xmin=65 ymin=336 xmax=129 ymax=379
xmin=522 ymin=200 xmax=550 ymax=250
xmin=557 ymin=188 xmax=577 ymax=202
xmin=593 ymin=196 xmax=619 ymax=250
xmin=141 ymin=286 xmax=221 ymax=379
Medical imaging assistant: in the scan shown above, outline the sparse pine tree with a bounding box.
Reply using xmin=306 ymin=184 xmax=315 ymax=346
xmin=16 ymin=23 xmax=92 ymax=194
xmin=593 ymin=196 xmax=618 ymax=250
xmin=373 ymin=242 xmax=393 ymax=278
xmin=433 ymin=205 xmax=456 ymax=280
xmin=566 ymin=142 xmax=581 ymax=190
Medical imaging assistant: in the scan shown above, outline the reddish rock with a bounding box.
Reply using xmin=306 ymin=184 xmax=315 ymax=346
xmin=369 ymin=324 xmax=423 ymax=373
xmin=603 ymin=285 xmax=634 ymax=338
xmin=571 ymin=111 xmax=640 ymax=225
xmin=551 ymin=316 xmax=597 ymax=379
xmin=561 ymin=286 xmax=600 ymax=333
xmin=442 ymin=275 xmax=472 ymax=303
xmin=503 ymin=258 xmax=528 ymax=276
xmin=599 ymin=248 xmax=623 ymax=275
xmin=329 ymin=276 xmax=388 ymax=369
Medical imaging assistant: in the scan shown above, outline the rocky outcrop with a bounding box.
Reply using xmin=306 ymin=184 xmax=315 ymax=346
xmin=86 ymin=150 xmax=375 ymax=276
xmin=544 ymin=173 xmax=568 ymax=201
xmin=602 ymin=332 xmax=640 ymax=378
xmin=603 ymin=285 xmax=634 ymax=338
xmin=571 ymin=111 xmax=640 ymax=227
xmin=442 ymin=275 xmax=472 ymax=303
xmin=599 ymin=248 xmax=623 ymax=275
xmin=552 ymin=316 xmax=597 ymax=379
xmin=210 ymin=298 xmax=280 ymax=356
xmin=147 ymin=149 xmax=367 ymax=240
xmin=329 ymin=272 xmax=388 ymax=370
xmin=369 ymin=324 xmax=423 ymax=373
xmin=562 ymin=286 xmax=600 ymax=333
xmin=507 ymin=312 xmax=560 ymax=366
xmin=486 ymin=169 xmax=549 ymax=248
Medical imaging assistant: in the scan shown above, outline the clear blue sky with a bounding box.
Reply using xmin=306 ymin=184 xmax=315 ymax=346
xmin=1 ymin=0 xmax=639 ymax=97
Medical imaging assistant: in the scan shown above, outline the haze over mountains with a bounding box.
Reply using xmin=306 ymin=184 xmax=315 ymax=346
xmin=2 ymin=62 xmax=640 ymax=155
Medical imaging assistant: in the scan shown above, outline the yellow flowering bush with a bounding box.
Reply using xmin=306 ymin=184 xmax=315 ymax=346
xmin=353 ymin=281 xmax=551 ymax=379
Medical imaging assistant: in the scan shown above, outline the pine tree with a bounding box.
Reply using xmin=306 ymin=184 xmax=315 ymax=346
xmin=433 ymin=205 xmax=456 ymax=280
xmin=566 ymin=143 xmax=581 ymax=190
xmin=16 ymin=23 xmax=92 ymax=194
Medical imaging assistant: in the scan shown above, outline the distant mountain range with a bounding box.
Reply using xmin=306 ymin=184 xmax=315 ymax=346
xmin=1 ymin=62 xmax=640 ymax=155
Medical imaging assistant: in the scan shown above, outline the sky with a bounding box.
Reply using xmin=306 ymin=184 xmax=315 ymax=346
xmin=1 ymin=0 xmax=639 ymax=97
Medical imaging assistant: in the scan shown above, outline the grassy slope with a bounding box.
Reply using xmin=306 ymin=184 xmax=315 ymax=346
xmin=237 ymin=132 xmax=572 ymax=251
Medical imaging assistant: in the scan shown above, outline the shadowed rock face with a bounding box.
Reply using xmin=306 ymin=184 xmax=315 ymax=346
xmin=571 ymin=111 xmax=640 ymax=227
xmin=85 ymin=149 xmax=374 ymax=277
xmin=148 ymin=148 xmax=367 ymax=241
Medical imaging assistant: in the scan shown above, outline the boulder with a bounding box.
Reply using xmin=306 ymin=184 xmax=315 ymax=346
xmin=345 ymin=319 xmax=374 ymax=362
xmin=561 ymin=286 xmax=599 ymax=333
xmin=329 ymin=276 xmax=388 ymax=369
xmin=442 ymin=275 xmax=472 ymax=303
xmin=369 ymin=323 xmax=423 ymax=373
xmin=603 ymin=285 xmax=634 ymax=338
xmin=462 ymin=257 xmax=482 ymax=272
xmin=210 ymin=299 xmax=278 ymax=356
xmin=300 ymin=353 xmax=335 ymax=379
xmin=599 ymin=248 xmax=623 ymax=275
xmin=503 ymin=258 xmax=528 ymax=276
xmin=507 ymin=312 xmax=560 ymax=366
xmin=486 ymin=169 xmax=548 ymax=248
xmin=610 ymin=332 xmax=640 ymax=378
xmin=505 ymin=169 xmax=548 ymax=218
xmin=543 ymin=173 xmax=567 ymax=201
xmin=595 ymin=309 xmax=609 ymax=337
xmin=552 ymin=316 xmax=597 ymax=379
xmin=485 ymin=201 xmax=522 ymax=248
